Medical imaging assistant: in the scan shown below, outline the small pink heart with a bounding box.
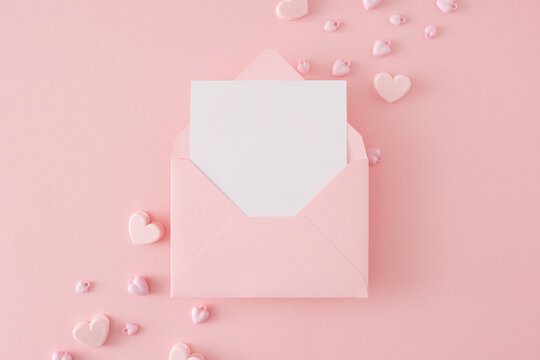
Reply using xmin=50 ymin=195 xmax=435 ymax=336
xmin=122 ymin=323 xmax=139 ymax=336
xmin=129 ymin=211 xmax=164 ymax=245
xmin=389 ymin=14 xmax=406 ymax=26
xmin=324 ymin=20 xmax=341 ymax=32
xmin=363 ymin=0 xmax=381 ymax=10
xmin=424 ymin=25 xmax=438 ymax=39
xmin=72 ymin=314 xmax=110 ymax=348
xmin=374 ymin=73 xmax=411 ymax=103
xmin=128 ymin=276 xmax=149 ymax=296
xmin=75 ymin=280 xmax=91 ymax=293
xmin=275 ymin=0 xmax=308 ymax=20
xmin=191 ymin=304 xmax=210 ymax=324
xmin=436 ymin=0 xmax=457 ymax=13
xmin=373 ymin=40 xmax=391 ymax=57
xmin=52 ymin=351 xmax=72 ymax=360
xmin=297 ymin=59 xmax=310 ymax=74
xmin=170 ymin=343 xmax=206 ymax=360
xmin=366 ymin=148 xmax=383 ymax=165
xmin=332 ymin=59 xmax=351 ymax=77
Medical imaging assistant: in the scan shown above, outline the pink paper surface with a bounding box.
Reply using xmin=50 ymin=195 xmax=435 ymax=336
xmin=1 ymin=0 xmax=540 ymax=359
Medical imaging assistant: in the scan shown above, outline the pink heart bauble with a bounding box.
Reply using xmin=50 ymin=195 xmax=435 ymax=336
xmin=332 ymin=59 xmax=351 ymax=77
xmin=72 ymin=314 xmax=110 ymax=348
xmin=122 ymin=323 xmax=139 ymax=336
xmin=275 ymin=0 xmax=308 ymax=20
xmin=374 ymin=73 xmax=411 ymax=103
xmin=129 ymin=211 xmax=164 ymax=245
xmin=324 ymin=20 xmax=341 ymax=32
xmin=170 ymin=343 xmax=206 ymax=360
xmin=389 ymin=14 xmax=406 ymax=26
xmin=424 ymin=25 xmax=438 ymax=39
xmin=373 ymin=40 xmax=391 ymax=57
xmin=363 ymin=0 xmax=381 ymax=10
xmin=366 ymin=148 xmax=384 ymax=165
xmin=297 ymin=59 xmax=310 ymax=74
xmin=436 ymin=0 xmax=457 ymax=13
xmin=191 ymin=304 xmax=210 ymax=324
xmin=75 ymin=280 xmax=91 ymax=293
xmin=52 ymin=351 xmax=72 ymax=360
xmin=128 ymin=276 xmax=149 ymax=296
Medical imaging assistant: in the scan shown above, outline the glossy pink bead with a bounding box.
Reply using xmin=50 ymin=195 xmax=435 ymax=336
xmin=296 ymin=59 xmax=311 ymax=74
xmin=52 ymin=351 xmax=72 ymax=360
xmin=127 ymin=276 xmax=149 ymax=296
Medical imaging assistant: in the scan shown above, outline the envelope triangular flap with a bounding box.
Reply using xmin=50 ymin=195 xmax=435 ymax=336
xmin=171 ymin=160 xmax=243 ymax=276
xmin=172 ymin=216 xmax=368 ymax=297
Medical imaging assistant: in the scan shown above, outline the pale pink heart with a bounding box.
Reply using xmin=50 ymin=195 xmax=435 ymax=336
xmin=374 ymin=73 xmax=411 ymax=103
xmin=297 ymin=59 xmax=310 ymax=74
xmin=122 ymin=322 xmax=139 ymax=335
xmin=389 ymin=14 xmax=406 ymax=25
xmin=332 ymin=59 xmax=350 ymax=77
xmin=324 ymin=20 xmax=341 ymax=32
xmin=436 ymin=0 xmax=457 ymax=13
xmin=129 ymin=211 xmax=164 ymax=245
xmin=72 ymin=314 xmax=110 ymax=348
xmin=363 ymin=0 xmax=381 ymax=10
xmin=366 ymin=148 xmax=383 ymax=165
xmin=128 ymin=275 xmax=149 ymax=295
xmin=191 ymin=304 xmax=210 ymax=324
xmin=52 ymin=351 xmax=72 ymax=360
xmin=424 ymin=25 xmax=438 ymax=39
xmin=373 ymin=40 xmax=391 ymax=57
xmin=275 ymin=0 xmax=308 ymax=20
xmin=75 ymin=280 xmax=91 ymax=293
xmin=170 ymin=343 xmax=206 ymax=360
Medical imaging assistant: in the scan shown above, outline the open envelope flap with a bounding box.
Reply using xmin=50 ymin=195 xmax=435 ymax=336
xmin=172 ymin=216 xmax=368 ymax=297
xmin=171 ymin=160 xmax=244 ymax=275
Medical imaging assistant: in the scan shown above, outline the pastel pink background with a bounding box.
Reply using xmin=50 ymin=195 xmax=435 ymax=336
xmin=1 ymin=0 xmax=539 ymax=359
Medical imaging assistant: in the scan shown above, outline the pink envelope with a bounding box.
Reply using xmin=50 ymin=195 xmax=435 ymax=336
xmin=171 ymin=50 xmax=369 ymax=298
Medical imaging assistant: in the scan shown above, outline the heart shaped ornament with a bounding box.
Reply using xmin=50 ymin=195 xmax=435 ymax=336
xmin=436 ymin=0 xmax=457 ymax=13
xmin=373 ymin=40 xmax=391 ymax=57
xmin=122 ymin=323 xmax=139 ymax=336
xmin=129 ymin=211 xmax=164 ymax=245
xmin=75 ymin=280 xmax=91 ymax=293
xmin=170 ymin=343 xmax=206 ymax=360
xmin=363 ymin=0 xmax=381 ymax=10
xmin=424 ymin=25 xmax=438 ymax=39
xmin=52 ymin=351 xmax=72 ymax=360
xmin=297 ymin=59 xmax=310 ymax=74
xmin=374 ymin=73 xmax=411 ymax=103
xmin=73 ymin=314 xmax=110 ymax=348
xmin=389 ymin=14 xmax=406 ymax=25
xmin=324 ymin=20 xmax=341 ymax=32
xmin=276 ymin=0 xmax=308 ymax=20
xmin=332 ymin=59 xmax=351 ymax=77
xmin=192 ymin=304 xmax=210 ymax=324
xmin=366 ymin=148 xmax=384 ymax=165
xmin=128 ymin=276 xmax=149 ymax=296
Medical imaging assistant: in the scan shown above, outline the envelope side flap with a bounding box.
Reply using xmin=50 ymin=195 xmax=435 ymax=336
xmin=298 ymin=160 xmax=368 ymax=277
xmin=171 ymin=159 xmax=243 ymax=288
xmin=348 ymin=124 xmax=367 ymax=161
xmin=171 ymin=216 xmax=367 ymax=297
xmin=171 ymin=125 xmax=190 ymax=159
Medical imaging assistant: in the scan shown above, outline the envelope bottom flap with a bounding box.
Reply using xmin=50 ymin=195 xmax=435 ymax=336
xmin=171 ymin=217 xmax=367 ymax=297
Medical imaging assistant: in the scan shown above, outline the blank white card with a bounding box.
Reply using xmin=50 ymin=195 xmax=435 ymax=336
xmin=190 ymin=80 xmax=347 ymax=217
